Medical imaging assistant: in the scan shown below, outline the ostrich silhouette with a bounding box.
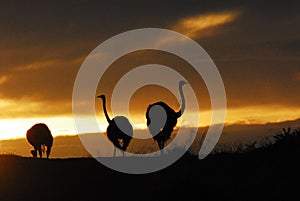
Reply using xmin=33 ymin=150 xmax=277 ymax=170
xmin=26 ymin=123 xmax=53 ymax=159
xmin=97 ymin=94 xmax=133 ymax=157
xmin=146 ymin=80 xmax=188 ymax=150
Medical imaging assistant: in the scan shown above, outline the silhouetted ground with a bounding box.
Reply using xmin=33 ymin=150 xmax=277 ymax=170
xmin=1 ymin=129 xmax=300 ymax=201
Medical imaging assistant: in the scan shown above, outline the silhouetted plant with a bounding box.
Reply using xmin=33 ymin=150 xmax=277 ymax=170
xmin=294 ymin=128 xmax=300 ymax=136
xmin=262 ymin=136 xmax=273 ymax=147
xmin=235 ymin=143 xmax=244 ymax=153
xmin=245 ymin=141 xmax=257 ymax=152
xmin=273 ymin=127 xmax=291 ymax=142
xmin=273 ymin=127 xmax=300 ymax=149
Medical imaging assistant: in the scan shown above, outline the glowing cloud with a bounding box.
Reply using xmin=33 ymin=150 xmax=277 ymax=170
xmin=0 ymin=98 xmax=71 ymax=118
xmin=172 ymin=11 xmax=240 ymax=38
xmin=13 ymin=57 xmax=84 ymax=71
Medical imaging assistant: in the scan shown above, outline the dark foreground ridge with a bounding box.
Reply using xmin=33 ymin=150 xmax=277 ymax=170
xmin=1 ymin=128 xmax=300 ymax=201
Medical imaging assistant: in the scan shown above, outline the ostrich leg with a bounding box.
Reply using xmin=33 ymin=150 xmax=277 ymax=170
xmin=113 ymin=147 xmax=116 ymax=157
xmin=37 ymin=145 xmax=42 ymax=158
xmin=46 ymin=146 xmax=52 ymax=159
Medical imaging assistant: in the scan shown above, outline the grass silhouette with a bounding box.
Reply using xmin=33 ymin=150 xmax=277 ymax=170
xmin=0 ymin=128 xmax=299 ymax=201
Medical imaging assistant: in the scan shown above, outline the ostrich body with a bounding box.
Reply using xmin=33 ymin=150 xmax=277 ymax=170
xmin=97 ymin=94 xmax=133 ymax=156
xmin=146 ymin=80 xmax=188 ymax=150
xmin=26 ymin=123 xmax=53 ymax=159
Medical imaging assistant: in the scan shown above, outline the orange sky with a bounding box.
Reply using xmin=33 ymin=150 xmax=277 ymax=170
xmin=0 ymin=1 xmax=299 ymax=140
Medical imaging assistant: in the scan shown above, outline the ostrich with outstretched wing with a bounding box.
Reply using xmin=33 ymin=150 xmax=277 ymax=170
xmin=146 ymin=80 xmax=188 ymax=150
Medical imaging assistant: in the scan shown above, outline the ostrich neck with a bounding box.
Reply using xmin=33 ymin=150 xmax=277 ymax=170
xmin=176 ymin=83 xmax=186 ymax=117
xmin=101 ymin=97 xmax=112 ymax=124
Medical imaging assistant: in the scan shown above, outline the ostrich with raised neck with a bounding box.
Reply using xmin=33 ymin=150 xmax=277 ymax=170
xmin=146 ymin=80 xmax=188 ymax=150
xmin=97 ymin=94 xmax=133 ymax=157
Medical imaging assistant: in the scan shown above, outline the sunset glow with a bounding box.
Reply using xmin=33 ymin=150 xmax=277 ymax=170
xmin=0 ymin=2 xmax=299 ymax=199
xmin=0 ymin=117 xmax=77 ymax=140
xmin=0 ymin=4 xmax=299 ymax=144
xmin=0 ymin=105 xmax=299 ymax=140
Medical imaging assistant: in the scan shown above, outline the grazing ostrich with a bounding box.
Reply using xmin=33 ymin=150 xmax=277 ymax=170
xmin=146 ymin=80 xmax=188 ymax=150
xmin=26 ymin=123 xmax=53 ymax=159
xmin=97 ymin=94 xmax=133 ymax=157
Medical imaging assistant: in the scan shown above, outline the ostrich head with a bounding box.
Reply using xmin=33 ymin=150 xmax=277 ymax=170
xmin=97 ymin=94 xmax=105 ymax=100
xmin=179 ymin=80 xmax=188 ymax=87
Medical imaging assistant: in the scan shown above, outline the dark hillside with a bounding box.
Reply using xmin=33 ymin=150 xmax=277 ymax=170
xmin=1 ymin=128 xmax=300 ymax=201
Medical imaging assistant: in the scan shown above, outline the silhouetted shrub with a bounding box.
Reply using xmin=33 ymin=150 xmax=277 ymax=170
xmin=272 ymin=127 xmax=300 ymax=148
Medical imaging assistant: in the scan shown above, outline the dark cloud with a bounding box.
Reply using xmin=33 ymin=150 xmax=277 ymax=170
xmin=0 ymin=0 xmax=299 ymax=118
